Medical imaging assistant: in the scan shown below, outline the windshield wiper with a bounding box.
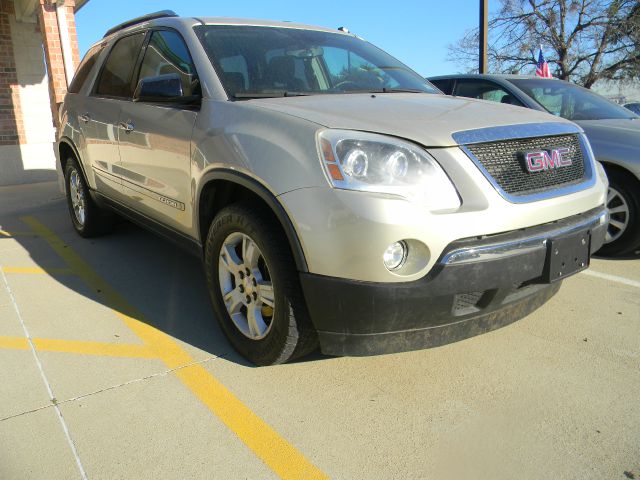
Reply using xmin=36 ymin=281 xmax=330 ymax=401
xmin=232 ymin=91 xmax=313 ymax=99
xmin=379 ymin=87 xmax=427 ymax=93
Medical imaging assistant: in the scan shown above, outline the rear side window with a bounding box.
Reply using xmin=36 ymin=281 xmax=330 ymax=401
xmin=68 ymin=44 xmax=103 ymax=94
xmin=95 ymin=33 xmax=145 ymax=98
xmin=137 ymin=30 xmax=198 ymax=96
xmin=430 ymin=78 xmax=453 ymax=94
xmin=454 ymin=79 xmax=524 ymax=106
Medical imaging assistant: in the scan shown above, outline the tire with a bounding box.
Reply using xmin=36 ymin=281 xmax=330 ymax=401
xmin=64 ymin=158 xmax=113 ymax=238
xmin=204 ymin=203 xmax=317 ymax=366
xmin=598 ymin=169 xmax=640 ymax=256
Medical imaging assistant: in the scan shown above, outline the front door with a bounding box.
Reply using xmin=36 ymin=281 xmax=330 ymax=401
xmin=117 ymin=29 xmax=199 ymax=235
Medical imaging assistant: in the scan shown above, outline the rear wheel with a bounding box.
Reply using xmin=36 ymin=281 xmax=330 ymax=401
xmin=204 ymin=203 xmax=317 ymax=365
xmin=598 ymin=169 xmax=640 ymax=256
xmin=64 ymin=158 xmax=113 ymax=238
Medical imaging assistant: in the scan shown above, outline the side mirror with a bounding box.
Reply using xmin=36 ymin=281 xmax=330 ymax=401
xmin=134 ymin=73 xmax=186 ymax=103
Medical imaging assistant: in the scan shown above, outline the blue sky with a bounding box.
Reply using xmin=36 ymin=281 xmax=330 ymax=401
xmin=76 ymin=0 xmax=482 ymax=77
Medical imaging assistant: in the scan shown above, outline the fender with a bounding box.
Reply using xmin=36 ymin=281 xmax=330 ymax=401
xmin=196 ymin=169 xmax=309 ymax=272
xmin=58 ymin=137 xmax=90 ymax=185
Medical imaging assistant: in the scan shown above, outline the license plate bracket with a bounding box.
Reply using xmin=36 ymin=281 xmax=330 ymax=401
xmin=544 ymin=230 xmax=591 ymax=283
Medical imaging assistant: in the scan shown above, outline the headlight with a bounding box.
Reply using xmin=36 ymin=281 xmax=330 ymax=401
xmin=318 ymin=130 xmax=461 ymax=211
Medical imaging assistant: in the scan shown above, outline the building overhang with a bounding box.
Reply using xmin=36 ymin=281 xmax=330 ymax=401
xmin=14 ymin=0 xmax=89 ymax=22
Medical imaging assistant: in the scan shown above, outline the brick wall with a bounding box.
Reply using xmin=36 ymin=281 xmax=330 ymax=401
xmin=0 ymin=0 xmax=22 ymax=146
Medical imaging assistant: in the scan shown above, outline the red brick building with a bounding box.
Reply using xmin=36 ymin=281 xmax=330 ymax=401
xmin=0 ymin=0 xmax=87 ymax=186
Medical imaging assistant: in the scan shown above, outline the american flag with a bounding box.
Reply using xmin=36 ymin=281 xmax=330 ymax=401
xmin=536 ymin=47 xmax=552 ymax=78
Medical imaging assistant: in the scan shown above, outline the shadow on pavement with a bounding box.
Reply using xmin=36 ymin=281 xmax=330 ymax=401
xmin=1 ymin=186 xmax=316 ymax=368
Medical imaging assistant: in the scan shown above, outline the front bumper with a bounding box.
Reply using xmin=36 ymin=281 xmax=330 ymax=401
xmin=300 ymin=206 xmax=608 ymax=356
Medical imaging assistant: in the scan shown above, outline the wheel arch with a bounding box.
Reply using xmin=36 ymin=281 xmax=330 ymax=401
xmin=196 ymin=170 xmax=308 ymax=272
xmin=58 ymin=138 xmax=91 ymax=185
xmin=600 ymin=161 xmax=640 ymax=186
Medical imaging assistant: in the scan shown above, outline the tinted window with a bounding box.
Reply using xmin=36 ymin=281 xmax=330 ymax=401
xmin=509 ymin=78 xmax=638 ymax=120
xmin=195 ymin=25 xmax=439 ymax=97
xmin=137 ymin=30 xmax=198 ymax=96
xmin=430 ymin=78 xmax=453 ymax=94
xmin=95 ymin=33 xmax=145 ymax=98
xmin=454 ymin=79 xmax=523 ymax=106
xmin=68 ymin=44 xmax=103 ymax=94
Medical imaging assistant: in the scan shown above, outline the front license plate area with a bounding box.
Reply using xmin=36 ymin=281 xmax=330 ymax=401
xmin=544 ymin=230 xmax=591 ymax=283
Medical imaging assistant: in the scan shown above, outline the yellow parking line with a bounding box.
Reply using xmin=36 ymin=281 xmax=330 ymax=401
xmin=23 ymin=216 xmax=328 ymax=480
xmin=0 ymin=229 xmax=38 ymax=238
xmin=2 ymin=266 xmax=75 ymax=276
xmin=33 ymin=338 xmax=156 ymax=359
xmin=0 ymin=335 xmax=155 ymax=359
xmin=0 ymin=336 xmax=29 ymax=350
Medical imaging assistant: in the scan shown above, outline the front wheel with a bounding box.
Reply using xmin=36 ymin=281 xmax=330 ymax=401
xmin=598 ymin=170 xmax=640 ymax=256
xmin=204 ymin=203 xmax=317 ymax=365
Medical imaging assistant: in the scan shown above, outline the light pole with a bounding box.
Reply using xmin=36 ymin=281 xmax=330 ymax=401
xmin=479 ymin=0 xmax=488 ymax=73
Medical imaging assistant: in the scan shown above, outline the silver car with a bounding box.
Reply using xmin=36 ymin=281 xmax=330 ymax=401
xmin=58 ymin=12 xmax=608 ymax=365
xmin=429 ymin=74 xmax=640 ymax=255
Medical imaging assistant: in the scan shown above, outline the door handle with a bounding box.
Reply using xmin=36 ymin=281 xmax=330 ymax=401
xmin=79 ymin=113 xmax=91 ymax=123
xmin=119 ymin=120 xmax=135 ymax=133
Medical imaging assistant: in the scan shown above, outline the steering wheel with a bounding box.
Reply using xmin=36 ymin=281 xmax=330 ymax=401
xmin=334 ymin=80 xmax=361 ymax=91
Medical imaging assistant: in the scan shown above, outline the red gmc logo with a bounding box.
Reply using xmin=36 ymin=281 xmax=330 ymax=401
xmin=524 ymin=148 xmax=572 ymax=172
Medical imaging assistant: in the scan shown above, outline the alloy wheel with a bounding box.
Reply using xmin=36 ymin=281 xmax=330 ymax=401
xmin=218 ymin=232 xmax=275 ymax=340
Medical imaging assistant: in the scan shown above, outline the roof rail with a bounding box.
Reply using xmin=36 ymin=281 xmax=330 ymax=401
xmin=103 ymin=10 xmax=178 ymax=38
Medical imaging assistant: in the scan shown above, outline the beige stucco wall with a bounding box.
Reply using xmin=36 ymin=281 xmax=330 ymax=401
xmin=0 ymin=14 xmax=56 ymax=186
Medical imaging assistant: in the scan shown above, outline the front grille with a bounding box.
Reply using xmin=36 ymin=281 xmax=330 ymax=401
xmin=466 ymin=134 xmax=585 ymax=196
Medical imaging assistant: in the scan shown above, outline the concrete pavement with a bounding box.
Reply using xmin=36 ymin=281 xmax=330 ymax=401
xmin=1 ymin=181 xmax=638 ymax=479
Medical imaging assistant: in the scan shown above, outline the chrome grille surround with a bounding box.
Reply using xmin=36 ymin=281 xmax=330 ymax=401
xmin=453 ymin=122 xmax=596 ymax=203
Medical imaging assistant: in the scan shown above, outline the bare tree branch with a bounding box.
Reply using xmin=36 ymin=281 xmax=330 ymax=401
xmin=447 ymin=0 xmax=640 ymax=87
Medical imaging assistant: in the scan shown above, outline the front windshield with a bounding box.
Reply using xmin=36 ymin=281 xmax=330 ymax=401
xmin=194 ymin=25 xmax=438 ymax=98
xmin=509 ymin=78 xmax=638 ymax=121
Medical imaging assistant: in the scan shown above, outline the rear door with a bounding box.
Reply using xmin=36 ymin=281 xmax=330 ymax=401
xmin=116 ymin=29 xmax=199 ymax=234
xmin=82 ymin=32 xmax=147 ymax=200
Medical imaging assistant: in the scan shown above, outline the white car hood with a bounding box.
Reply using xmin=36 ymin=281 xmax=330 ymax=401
xmin=248 ymin=93 xmax=577 ymax=147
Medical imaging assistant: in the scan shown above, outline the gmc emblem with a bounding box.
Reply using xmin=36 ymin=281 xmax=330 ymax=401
xmin=524 ymin=147 xmax=572 ymax=172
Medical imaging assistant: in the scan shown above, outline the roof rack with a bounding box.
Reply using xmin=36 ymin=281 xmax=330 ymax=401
xmin=103 ymin=10 xmax=178 ymax=38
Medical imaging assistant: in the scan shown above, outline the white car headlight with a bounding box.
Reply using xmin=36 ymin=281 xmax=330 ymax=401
xmin=318 ymin=129 xmax=461 ymax=212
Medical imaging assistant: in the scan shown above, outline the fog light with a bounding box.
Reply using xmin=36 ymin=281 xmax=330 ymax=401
xmin=383 ymin=241 xmax=407 ymax=271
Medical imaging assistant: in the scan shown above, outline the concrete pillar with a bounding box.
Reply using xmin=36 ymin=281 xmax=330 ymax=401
xmin=0 ymin=0 xmax=24 ymax=146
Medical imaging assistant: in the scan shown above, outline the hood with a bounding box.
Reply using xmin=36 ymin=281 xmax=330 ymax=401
xmin=575 ymin=118 xmax=640 ymax=146
xmin=247 ymin=93 xmax=577 ymax=147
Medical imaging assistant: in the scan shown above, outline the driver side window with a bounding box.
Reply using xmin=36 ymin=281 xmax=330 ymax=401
xmin=137 ymin=30 xmax=198 ymax=97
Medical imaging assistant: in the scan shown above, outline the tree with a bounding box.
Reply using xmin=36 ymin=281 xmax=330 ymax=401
xmin=448 ymin=0 xmax=640 ymax=88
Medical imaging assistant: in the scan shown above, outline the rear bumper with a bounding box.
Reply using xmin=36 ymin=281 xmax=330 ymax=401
xmin=300 ymin=206 xmax=608 ymax=356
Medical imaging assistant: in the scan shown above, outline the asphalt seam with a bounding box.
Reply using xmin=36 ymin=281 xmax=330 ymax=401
xmin=0 ymin=265 xmax=89 ymax=480
xmin=0 ymin=354 xmax=222 ymax=423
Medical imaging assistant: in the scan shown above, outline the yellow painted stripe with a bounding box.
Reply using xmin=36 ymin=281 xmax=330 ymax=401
xmin=0 ymin=336 xmax=29 ymax=350
xmin=0 ymin=229 xmax=38 ymax=238
xmin=23 ymin=216 xmax=328 ymax=480
xmin=33 ymin=338 xmax=156 ymax=359
xmin=2 ymin=266 xmax=75 ymax=275
xmin=0 ymin=335 xmax=155 ymax=359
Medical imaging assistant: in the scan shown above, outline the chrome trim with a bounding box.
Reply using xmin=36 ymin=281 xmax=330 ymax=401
xmin=441 ymin=209 xmax=608 ymax=265
xmin=457 ymin=132 xmax=596 ymax=204
xmin=452 ymin=122 xmax=582 ymax=145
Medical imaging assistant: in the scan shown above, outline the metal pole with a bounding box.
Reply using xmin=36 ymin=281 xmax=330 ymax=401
xmin=479 ymin=0 xmax=488 ymax=73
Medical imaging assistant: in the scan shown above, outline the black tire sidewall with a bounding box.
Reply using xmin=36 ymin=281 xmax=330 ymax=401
xmin=64 ymin=159 xmax=93 ymax=237
xmin=204 ymin=205 xmax=299 ymax=365
xmin=599 ymin=170 xmax=640 ymax=256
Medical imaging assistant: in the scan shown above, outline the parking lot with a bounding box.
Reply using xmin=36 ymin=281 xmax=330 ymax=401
xmin=1 ymin=180 xmax=639 ymax=480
